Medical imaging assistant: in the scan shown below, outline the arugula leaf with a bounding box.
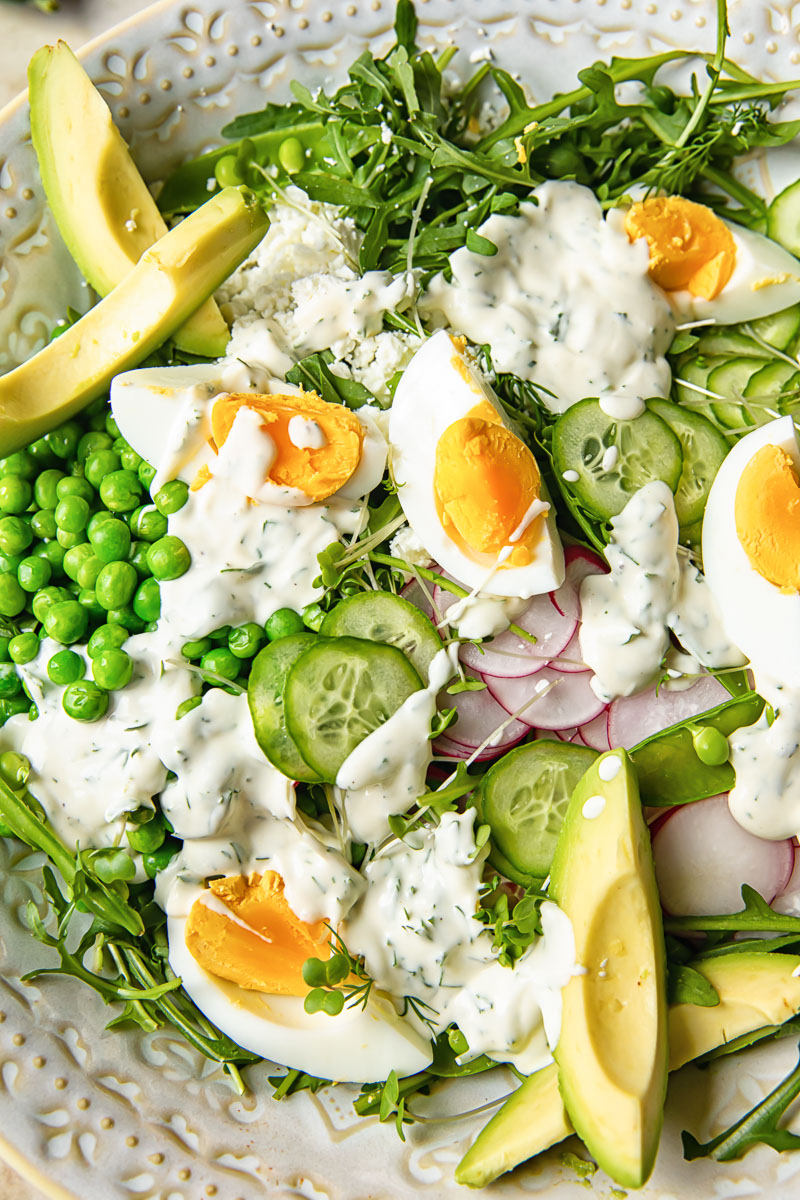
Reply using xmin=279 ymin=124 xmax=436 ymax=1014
xmin=667 ymin=963 xmax=720 ymax=1008
xmin=664 ymin=885 xmax=800 ymax=936
xmin=286 ymin=350 xmax=377 ymax=409
xmin=394 ymin=0 xmax=418 ymax=53
xmin=683 ymin=1046 xmax=800 ymax=1161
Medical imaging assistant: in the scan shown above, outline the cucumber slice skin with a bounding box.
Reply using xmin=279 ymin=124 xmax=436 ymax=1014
xmin=552 ymin=399 xmax=683 ymax=523
xmin=693 ymin=330 xmax=772 ymax=360
xmin=671 ymin=355 xmax=726 ymax=410
xmin=707 ymin=357 xmax=769 ymax=430
xmin=320 ymin=590 xmax=443 ymax=682
xmin=284 ymin=636 xmax=424 ymax=783
xmin=767 ymin=179 xmax=800 ymax=257
xmin=749 ymin=304 xmax=800 ymax=351
xmin=743 ymin=360 xmax=800 ymax=402
xmin=646 ymin=398 xmax=729 ymax=528
xmin=480 ymin=739 xmax=598 ymax=878
xmin=247 ymin=634 xmax=323 ymax=783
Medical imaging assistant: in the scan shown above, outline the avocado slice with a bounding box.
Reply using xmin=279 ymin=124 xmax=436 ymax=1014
xmin=550 ymin=749 xmax=668 ymax=1189
xmin=0 ymin=187 xmax=268 ymax=455
xmin=28 ymin=41 xmax=230 ymax=358
xmin=456 ymin=949 xmax=800 ymax=1188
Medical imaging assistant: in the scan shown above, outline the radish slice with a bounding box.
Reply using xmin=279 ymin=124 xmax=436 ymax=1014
xmin=577 ymin=709 xmax=612 ymax=752
xmin=485 ymin=666 xmax=607 ymax=730
xmin=400 ymin=578 xmax=436 ymax=622
xmin=455 ymin=591 xmax=578 ymax=679
xmin=773 ymin=842 xmax=800 ymax=915
xmin=551 ymin=544 xmax=608 ymax=617
xmin=550 ymin=726 xmax=581 ymax=743
xmin=548 ymin=626 xmax=587 ymax=674
xmin=432 ymin=732 xmax=523 ymax=762
xmin=652 ymin=794 xmax=795 ymax=916
xmin=441 ymin=684 xmax=529 ymax=752
xmin=607 ymin=675 xmax=731 ymax=750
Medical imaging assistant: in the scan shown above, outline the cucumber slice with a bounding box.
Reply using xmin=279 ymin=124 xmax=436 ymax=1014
xmin=767 ymin=178 xmax=800 ymax=256
xmin=707 ymin=357 xmax=768 ymax=430
xmin=743 ymin=360 xmax=800 ymax=413
xmin=320 ymin=591 xmax=443 ymax=682
xmin=480 ymin=740 xmax=597 ymax=877
xmin=671 ymin=355 xmax=726 ymax=411
xmin=284 ymin=637 xmax=423 ymax=782
xmin=693 ymin=329 xmax=770 ymax=360
xmin=646 ymin=398 xmax=729 ymax=527
xmin=748 ymin=304 xmax=800 ymax=351
xmin=552 ymin=399 xmax=683 ymax=522
xmin=247 ymin=634 xmax=322 ymax=783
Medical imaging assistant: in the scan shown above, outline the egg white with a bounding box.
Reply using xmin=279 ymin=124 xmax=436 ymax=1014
xmin=110 ymin=363 xmax=388 ymax=503
xmin=167 ymin=895 xmax=433 ymax=1083
xmin=702 ymin=414 xmax=800 ymax=684
xmin=388 ymin=330 xmax=564 ymax=598
xmin=658 ymin=221 xmax=800 ymax=325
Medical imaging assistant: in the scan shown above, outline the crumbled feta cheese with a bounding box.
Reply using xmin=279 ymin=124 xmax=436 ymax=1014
xmin=390 ymin=524 xmax=432 ymax=567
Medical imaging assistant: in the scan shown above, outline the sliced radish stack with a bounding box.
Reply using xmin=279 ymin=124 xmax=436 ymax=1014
xmin=549 ymin=726 xmax=581 ymax=743
xmin=651 ymin=794 xmax=795 ymax=916
xmin=431 ymin=731 xmax=524 ymax=763
xmin=400 ymin=578 xmax=436 ymax=622
xmin=450 ymin=588 xmax=578 ymax=679
xmin=772 ymin=842 xmax=800 ymax=915
xmin=607 ymin=675 xmax=731 ymax=750
xmin=551 ymin=544 xmax=608 ymax=617
xmin=485 ymin=665 xmax=607 ymax=731
xmin=440 ymin=684 xmax=529 ymax=754
xmin=548 ymin=626 xmax=587 ymax=674
xmin=577 ymin=709 xmax=612 ymax=752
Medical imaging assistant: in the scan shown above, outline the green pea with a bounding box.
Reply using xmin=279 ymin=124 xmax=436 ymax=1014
xmin=56 ymin=476 xmax=94 ymax=504
xmin=43 ymin=600 xmax=88 ymax=645
xmin=132 ymin=577 xmax=160 ymax=623
xmin=62 ymin=680 xmax=108 ymax=722
xmin=0 ymin=451 xmax=36 ymax=480
xmin=182 ymin=637 xmax=212 ymax=660
xmin=76 ymin=554 xmax=103 ymax=590
xmin=77 ymin=431 xmax=113 ymax=465
xmin=208 ymin=625 xmax=231 ymax=642
xmin=214 ymin=154 xmax=244 ymax=187
xmin=17 ymin=555 xmax=51 ymax=592
xmin=62 ymin=542 xmax=95 ymax=583
xmin=0 ymin=551 xmax=21 ymax=576
xmin=692 ymin=726 xmax=730 ymax=767
xmin=0 ymin=516 xmax=33 ymax=557
xmin=0 ymin=476 xmax=32 ymax=514
xmin=33 ymin=540 xmax=66 ymax=576
xmin=301 ymin=602 xmax=326 ymax=632
xmin=46 ymin=421 xmax=81 ymax=461
xmin=30 ymin=510 xmax=57 ymax=539
xmin=265 ymin=607 xmax=306 ymax=640
xmin=128 ymin=540 xmax=152 ymax=577
xmin=95 ymin=560 xmax=138 ymax=610
xmin=31 ymin=585 xmax=72 ymax=623
xmin=176 ymin=696 xmax=202 ymax=720
xmin=56 ymin=528 xmax=88 ymax=549
xmin=27 ymin=438 xmax=56 ymax=467
xmin=87 ymin=623 xmax=128 ymax=658
xmin=89 ymin=517 xmax=131 ymax=563
xmin=78 ymin=588 xmax=106 ymax=621
xmin=228 ymin=622 xmax=265 ymax=659
xmin=9 ymin=632 xmax=40 ymax=665
xmin=0 ymin=663 xmax=21 ymax=698
xmin=138 ymin=460 xmax=157 ymax=490
xmin=0 ymin=750 xmax=30 ymax=788
xmin=47 ymin=649 xmax=85 ymax=685
xmin=87 ymin=509 xmax=117 ymax=537
xmin=106 ymin=606 xmax=146 ymax=634
xmin=84 ymin=450 xmax=122 ymax=489
xmin=278 ymin=136 xmax=305 ymax=175
xmin=92 ymin=648 xmax=133 ymax=691
xmin=200 ymin=647 xmax=240 ymax=681
xmin=147 ymin=535 xmax=190 ymax=581
xmin=0 ymin=575 xmax=26 ymax=618
xmin=99 ymin=469 xmax=142 ymax=513
xmin=105 ymin=413 xmax=120 ymax=439
xmin=34 ymin=470 xmax=65 ymax=510
xmin=54 ymin=495 xmax=90 ymax=534
xmin=120 ymin=445 xmax=143 ymax=472
xmin=0 ymin=695 xmax=31 ymax=726
xmin=154 ymin=480 xmax=189 ymax=515
xmin=126 ymin=811 xmax=167 ymax=854
xmin=130 ymin=505 xmax=168 ymax=543
xmin=142 ymin=835 xmax=181 ymax=878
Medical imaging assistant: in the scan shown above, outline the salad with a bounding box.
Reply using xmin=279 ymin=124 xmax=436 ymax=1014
xmin=3 ymin=0 xmax=800 ymax=1190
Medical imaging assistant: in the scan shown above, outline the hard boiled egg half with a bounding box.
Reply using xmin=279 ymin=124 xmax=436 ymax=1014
xmin=623 ymin=195 xmax=800 ymax=324
xmin=167 ymin=871 xmax=433 ymax=1082
xmin=389 ymin=331 xmax=564 ymax=597
xmin=110 ymin=363 xmax=388 ymax=505
xmin=703 ymin=414 xmax=800 ymax=683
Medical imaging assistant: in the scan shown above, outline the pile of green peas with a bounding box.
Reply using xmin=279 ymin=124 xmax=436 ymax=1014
xmin=177 ymin=605 xmax=314 ymax=698
xmin=0 ymin=398 xmax=193 ymax=725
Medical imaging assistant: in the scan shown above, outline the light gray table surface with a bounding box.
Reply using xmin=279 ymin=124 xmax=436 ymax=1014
xmin=0 ymin=10 xmax=158 ymax=1200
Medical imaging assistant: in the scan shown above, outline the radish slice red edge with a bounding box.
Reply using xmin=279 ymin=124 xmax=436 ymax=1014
xmin=485 ymin=665 xmax=606 ymax=731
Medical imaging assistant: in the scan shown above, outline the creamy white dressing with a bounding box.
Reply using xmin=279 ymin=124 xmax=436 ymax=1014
xmin=288 ymin=415 xmax=326 ymax=450
xmin=667 ymin=555 xmax=746 ymax=670
xmin=728 ymin=678 xmax=800 ymax=840
xmin=335 ymin=646 xmax=458 ymax=844
xmin=445 ymin=590 xmax=530 ymax=640
xmin=421 ymin=181 xmax=674 ymax=414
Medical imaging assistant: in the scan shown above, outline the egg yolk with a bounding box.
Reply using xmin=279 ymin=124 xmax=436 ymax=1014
xmin=624 ymin=196 xmax=736 ymax=301
xmin=184 ymin=871 xmax=329 ymax=995
xmin=208 ymin=391 xmax=364 ymax=502
xmin=434 ymin=402 xmax=544 ymax=567
xmin=735 ymin=442 xmax=800 ymax=594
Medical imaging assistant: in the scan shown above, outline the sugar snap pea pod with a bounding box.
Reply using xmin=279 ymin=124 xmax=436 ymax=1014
xmin=629 ymin=692 xmax=764 ymax=807
xmin=158 ymin=123 xmax=335 ymax=215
